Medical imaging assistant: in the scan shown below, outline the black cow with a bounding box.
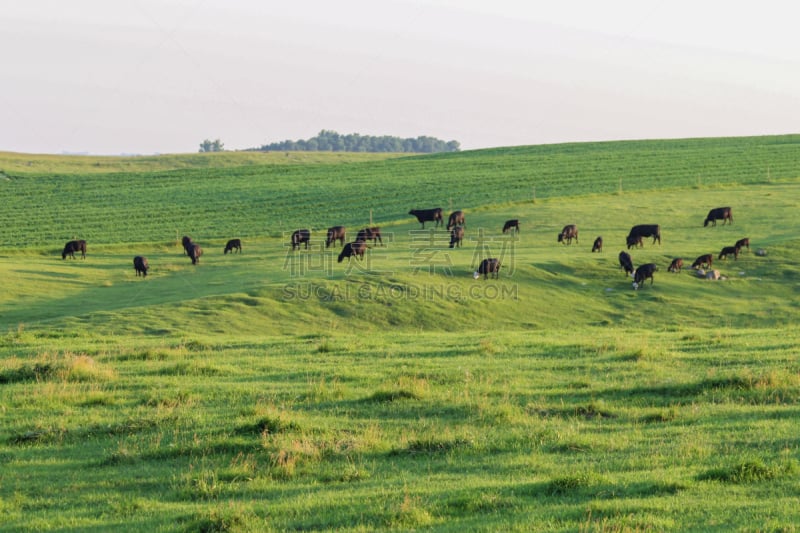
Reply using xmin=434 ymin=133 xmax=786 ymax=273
xmin=691 ymin=254 xmax=713 ymax=269
xmin=558 ymin=224 xmax=578 ymax=245
xmin=627 ymin=224 xmax=661 ymax=247
xmin=718 ymin=246 xmax=739 ymax=260
xmin=325 ymin=226 xmax=346 ymax=248
xmin=338 ymin=241 xmax=367 ymax=263
xmin=625 ymin=234 xmax=643 ymax=249
xmin=224 ymin=239 xmax=242 ymax=254
xmin=62 ymin=240 xmax=87 ymax=260
xmin=409 ymin=208 xmax=443 ymax=229
xmin=633 ymin=263 xmax=657 ymax=289
xmin=447 ymin=210 xmax=465 ymax=230
xmin=133 ymin=256 xmax=149 ymax=277
xmin=449 ymin=226 xmax=464 ymax=248
xmin=181 ymin=236 xmax=193 ymax=256
xmin=704 ymin=207 xmax=733 ymax=227
xmin=187 ymin=243 xmax=203 ymax=265
xmin=618 ymin=251 xmax=634 ymax=276
xmin=474 ymin=258 xmax=501 ymax=279
xmin=668 ymin=258 xmax=683 ymax=273
xmin=502 ymin=219 xmax=520 ymax=234
xmin=291 ymin=229 xmax=310 ymax=250
xmin=735 ymin=237 xmax=750 ymax=251
xmin=591 ymin=236 xmax=603 ymax=253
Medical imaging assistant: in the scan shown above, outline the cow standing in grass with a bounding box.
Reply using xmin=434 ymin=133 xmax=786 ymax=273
xmin=633 ymin=263 xmax=657 ymax=290
xmin=449 ymin=226 xmax=464 ymax=248
xmin=558 ymin=224 xmax=578 ymax=245
xmin=619 ymin=251 xmax=634 ymax=276
xmin=224 ymin=239 xmax=242 ymax=254
xmin=474 ymin=258 xmax=501 ymax=279
xmin=409 ymin=208 xmax=443 ymax=229
xmin=704 ymin=207 xmax=733 ymax=227
xmin=668 ymin=258 xmax=683 ymax=273
xmin=502 ymin=219 xmax=520 ymax=234
xmin=133 ymin=256 xmax=149 ymax=277
xmin=291 ymin=229 xmax=310 ymax=250
xmin=627 ymin=224 xmax=661 ymax=247
xmin=592 ymin=236 xmax=603 ymax=253
xmin=447 ymin=210 xmax=465 ymax=230
xmin=62 ymin=240 xmax=87 ymax=260
xmin=338 ymin=241 xmax=366 ymax=263
xmin=691 ymin=254 xmax=713 ymax=269
xmin=325 ymin=226 xmax=346 ymax=248
xmin=187 ymin=243 xmax=203 ymax=265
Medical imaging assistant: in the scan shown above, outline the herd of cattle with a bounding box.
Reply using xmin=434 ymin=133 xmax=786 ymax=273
xmin=59 ymin=206 xmax=748 ymax=288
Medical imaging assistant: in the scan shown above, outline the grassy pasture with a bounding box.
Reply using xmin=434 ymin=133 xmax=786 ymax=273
xmin=1 ymin=136 xmax=800 ymax=531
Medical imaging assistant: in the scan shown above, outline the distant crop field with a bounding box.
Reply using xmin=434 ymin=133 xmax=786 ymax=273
xmin=1 ymin=136 xmax=799 ymax=531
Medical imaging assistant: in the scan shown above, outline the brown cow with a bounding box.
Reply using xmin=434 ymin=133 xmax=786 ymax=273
xmin=449 ymin=226 xmax=464 ymax=248
xmin=187 ymin=243 xmax=203 ymax=265
xmin=735 ymin=237 xmax=750 ymax=251
xmin=447 ymin=210 xmax=465 ymax=230
xmin=558 ymin=224 xmax=578 ymax=245
xmin=691 ymin=254 xmax=713 ymax=269
xmin=325 ymin=226 xmax=346 ymax=248
xmin=338 ymin=241 xmax=367 ymax=263
xmin=591 ymin=236 xmax=603 ymax=253
xmin=718 ymin=246 xmax=739 ymax=260
xmin=668 ymin=258 xmax=683 ymax=273
xmin=704 ymin=207 xmax=733 ymax=227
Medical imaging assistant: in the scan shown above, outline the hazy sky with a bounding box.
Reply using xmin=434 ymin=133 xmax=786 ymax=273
xmin=2 ymin=1 xmax=798 ymax=155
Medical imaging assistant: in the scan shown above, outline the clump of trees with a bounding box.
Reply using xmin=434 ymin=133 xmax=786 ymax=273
xmin=199 ymin=139 xmax=224 ymax=152
xmin=254 ymin=130 xmax=460 ymax=153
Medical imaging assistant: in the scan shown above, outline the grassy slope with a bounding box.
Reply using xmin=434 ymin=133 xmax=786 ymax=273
xmin=1 ymin=136 xmax=800 ymax=531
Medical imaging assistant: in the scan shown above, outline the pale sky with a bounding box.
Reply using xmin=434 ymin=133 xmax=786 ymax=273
xmin=2 ymin=1 xmax=798 ymax=155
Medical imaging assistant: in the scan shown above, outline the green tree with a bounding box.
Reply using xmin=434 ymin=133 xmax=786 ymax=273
xmin=199 ymin=139 xmax=225 ymax=153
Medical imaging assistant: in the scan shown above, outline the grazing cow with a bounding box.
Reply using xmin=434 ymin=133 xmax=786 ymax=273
xmin=337 ymin=241 xmax=366 ymax=263
xmin=291 ymin=229 xmax=310 ymax=250
xmin=187 ymin=243 xmax=203 ymax=265
xmin=502 ymin=219 xmax=520 ymax=234
xmin=474 ymin=258 xmax=501 ymax=279
xmin=62 ymin=239 xmax=87 ymax=260
xmin=558 ymin=224 xmax=578 ymax=245
xmin=627 ymin=224 xmax=661 ymax=247
xmin=449 ymin=226 xmax=464 ymax=248
xmin=181 ymin=236 xmax=193 ymax=256
xmin=704 ymin=207 xmax=733 ymax=227
xmin=618 ymin=251 xmax=634 ymax=276
xmin=718 ymin=246 xmax=739 ymax=260
xmin=592 ymin=236 xmax=603 ymax=253
xmin=365 ymin=227 xmax=383 ymax=246
xmin=632 ymin=263 xmax=657 ymax=289
xmin=356 ymin=227 xmax=383 ymax=246
xmin=446 ymin=210 xmax=465 ymax=230
xmin=325 ymin=226 xmax=346 ymax=248
xmin=409 ymin=208 xmax=443 ymax=229
xmin=691 ymin=254 xmax=713 ymax=269
xmin=625 ymin=234 xmax=644 ymax=249
xmin=735 ymin=237 xmax=750 ymax=251
xmin=668 ymin=258 xmax=684 ymax=273
xmin=224 ymin=239 xmax=242 ymax=254
xmin=133 ymin=256 xmax=149 ymax=277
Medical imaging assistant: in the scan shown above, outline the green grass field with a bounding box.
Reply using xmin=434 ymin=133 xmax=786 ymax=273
xmin=1 ymin=136 xmax=800 ymax=531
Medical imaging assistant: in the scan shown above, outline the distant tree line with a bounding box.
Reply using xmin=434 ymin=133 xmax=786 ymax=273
xmin=252 ymin=130 xmax=460 ymax=153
